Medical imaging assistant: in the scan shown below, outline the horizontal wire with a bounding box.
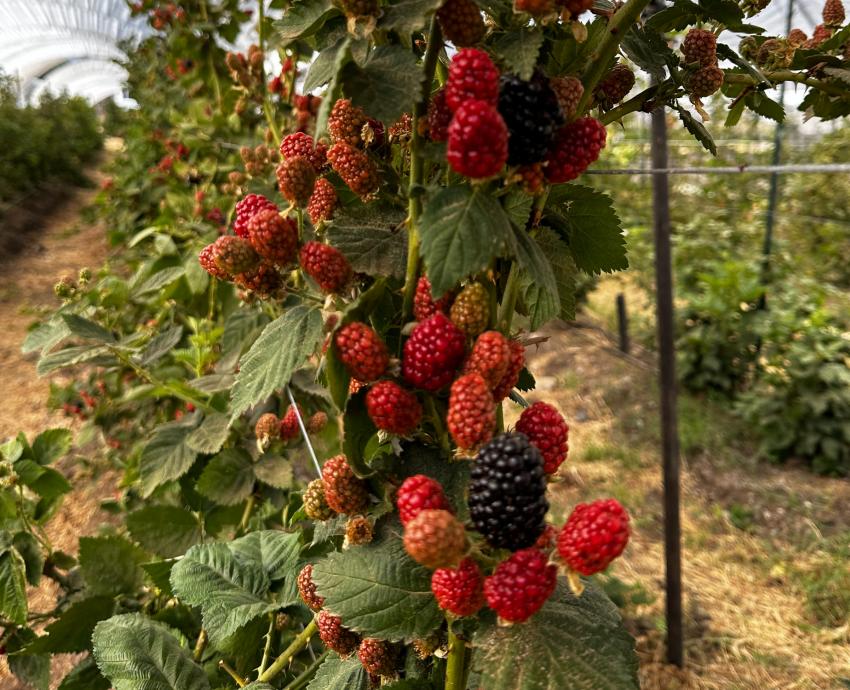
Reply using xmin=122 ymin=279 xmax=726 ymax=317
xmin=585 ymin=163 xmax=850 ymax=175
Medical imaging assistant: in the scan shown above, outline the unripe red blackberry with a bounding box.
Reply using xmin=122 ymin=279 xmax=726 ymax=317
xmin=557 ymin=498 xmax=630 ymax=575
xmin=445 ymin=49 xmax=500 ymax=112
xmin=688 ymin=64 xmax=724 ymax=97
xmin=304 ymin=478 xmax=335 ymax=521
xmin=823 ymin=0 xmax=845 ymax=27
xmin=234 ymin=194 xmax=278 ymax=238
xmin=322 ymin=454 xmax=370 ymax=514
xmin=279 ymin=404 xmax=302 ymax=441
xmin=492 ymin=339 xmax=525 ymax=402
xmin=534 ymin=524 xmax=558 ymax=551
xmin=550 ymin=76 xmax=584 ymax=120
xmin=431 ymin=557 xmax=485 ymax=617
xmin=484 ymin=548 xmax=557 ymax=623
xmin=276 ymin=156 xmax=317 ymax=207
xmin=681 ymin=29 xmax=718 ymax=66
xmin=514 ymin=0 xmax=556 ymax=16
xmin=307 ymin=411 xmax=329 ymax=434
xmin=345 ymin=515 xmax=374 ymax=546
xmin=402 ymin=313 xmax=467 ymax=392
xmin=300 ymin=241 xmax=352 ymax=294
xmin=328 ymin=99 xmax=368 ymax=146
xmin=334 ymin=321 xmax=389 ymax=381
xmin=341 ymin=0 xmax=379 ymax=18
xmin=308 ymin=178 xmax=338 ymax=225
xmin=327 ymin=143 xmax=380 ymax=200
xmin=447 ymin=373 xmax=496 ymax=452
xmin=787 ymin=28 xmax=808 ymax=48
xmin=805 ymin=23 xmax=834 ymax=48
xmin=297 ymin=564 xmax=325 ymax=610
xmin=255 ymin=413 xmax=280 ymax=444
xmin=462 ymin=330 xmax=510 ymax=388
xmin=212 ymin=235 xmax=260 ymax=275
xmin=199 ymin=243 xmax=229 ymax=280
xmin=437 ymin=0 xmax=486 ymax=47
xmin=317 ymin=610 xmax=359 ymax=657
xmin=246 ymin=208 xmax=298 ymax=267
xmin=468 ymin=433 xmax=548 ymax=550
xmin=426 ymin=89 xmax=452 ymax=142
xmin=544 ymin=117 xmax=607 ymax=183
xmin=365 ymin=380 xmax=423 ymax=435
xmin=396 ymin=475 xmax=451 ymax=526
xmin=413 ymin=276 xmax=454 ymax=322
xmin=498 ymin=71 xmax=565 ymax=165
xmin=595 ymin=64 xmax=635 ymax=108
xmin=447 ymin=100 xmax=509 ymax=179
xmin=516 ymin=163 xmax=546 ymax=195
xmin=279 ymin=132 xmax=328 ymax=171
xmin=450 ymin=282 xmax=490 ymax=336
xmin=358 ymin=638 xmax=399 ymax=678
xmin=234 ymin=262 xmax=283 ymax=297
xmin=515 ymin=401 xmax=569 ymax=475
xmin=403 ymin=509 xmax=467 ymax=569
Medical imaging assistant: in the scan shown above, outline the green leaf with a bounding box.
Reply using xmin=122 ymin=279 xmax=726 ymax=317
xmin=139 ymin=422 xmax=198 ymax=497
xmin=327 ymin=205 xmax=408 ymax=279
xmin=79 ymin=536 xmax=146 ymax=597
xmin=31 ymin=428 xmax=72 ymax=465
xmin=308 ymin=653 xmax=368 ymax=690
xmin=133 ymin=267 xmax=185 ymax=297
xmin=221 ymin=308 xmax=270 ymax=366
xmin=230 ymin=306 xmax=323 ymax=420
xmin=254 ymin=453 xmax=294 ymax=489
xmin=502 ymin=189 xmax=533 ymax=230
xmin=512 ymin=224 xmax=560 ymax=329
xmin=9 ymin=651 xmax=49 ymax=690
xmin=346 ymin=46 xmax=424 ymax=123
xmin=61 ymin=314 xmax=115 ymax=342
xmin=724 ymin=97 xmax=746 ymax=127
xmin=342 ymin=389 xmax=378 ymax=478
xmin=58 ymin=656 xmax=110 ymax=690
xmin=13 ymin=532 xmax=43 ymax=586
xmin=745 ymin=91 xmax=785 ymax=123
xmin=675 ymin=105 xmax=717 ymax=156
xmin=305 ymin=38 xmax=354 ymax=92
xmin=185 ymin=412 xmax=231 ymax=454
xmin=24 ymin=464 xmax=71 ymax=500
xmin=324 ymin=335 xmax=351 ymax=412
xmin=92 ymin=614 xmax=210 ymax=690
xmin=196 ymin=448 xmax=255 ymax=506
xmin=0 ymin=549 xmax=27 ymax=625
xmin=170 ymin=543 xmax=276 ymax=645
xmin=37 ymin=345 xmax=113 ymax=376
xmin=312 ymin=528 xmax=442 ymax=641
xmin=138 ymin=326 xmax=183 ymax=366
xmin=24 ymin=596 xmax=115 ymax=654
xmin=274 ymin=0 xmax=336 ymax=42
xmin=420 ymin=185 xmax=512 ymax=297
xmin=142 ymin=560 xmax=177 ymax=595
xmin=620 ymin=26 xmax=672 ymax=82
xmin=493 ymin=29 xmax=544 ymax=81
xmin=230 ymin=530 xmax=302 ymax=584
xmin=22 ymin=317 xmax=70 ymax=354
xmin=646 ymin=0 xmax=700 ymax=32
xmin=473 ymin=580 xmax=639 ymax=690
xmin=538 ymin=227 xmax=577 ymax=323
xmin=127 ymin=505 xmax=202 ymax=558
xmin=380 ymin=0 xmax=443 ymax=34
xmin=545 ymin=185 xmax=627 ymax=275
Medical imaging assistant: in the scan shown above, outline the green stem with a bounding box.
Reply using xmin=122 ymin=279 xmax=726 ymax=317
xmin=111 ymin=348 xmax=213 ymax=413
xmin=402 ymin=17 xmax=443 ymax=319
xmin=258 ymin=614 xmax=276 ymax=676
xmin=193 ymin=629 xmax=208 ymax=662
xmin=239 ymin=494 xmax=256 ymax=533
xmin=599 ymin=83 xmax=664 ymax=124
xmin=445 ymin=629 xmax=468 ymax=690
xmin=257 ymin=0 xmax=282 ymax=145
xmin=257 ymin=619 xmax=318 ymax=683
xmin=219 ymin=660 xmax=247 ymax=687
xmin=724 ymin=70 xmax=848 ymax=98
xmin=498 ymin=263 xmax=522 ymax=333
xmin=574 ymin=0 xmax=653 ymax=117
xmin=282 ymin=651 xmax=329 ymax=690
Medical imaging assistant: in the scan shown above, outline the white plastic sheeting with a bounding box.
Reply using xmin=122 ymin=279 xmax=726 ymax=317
xmin=0 ymin=0 xmax=146 ymax=105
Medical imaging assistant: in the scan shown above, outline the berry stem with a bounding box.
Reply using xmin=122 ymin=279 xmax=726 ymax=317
xmin=599 ymin=83 xmax=666 ymax=125
xmin=498 ymin=264 xmax=522 ymax=332
xmin=219 ymin=660 xmax=248 ymax=687
xmin=724 ymin=70 xmax=848 ymax=98
xmin=282 ymin=650 xmax=329 ymax=690
xmin=258 ymin=613 xmax=275 ymax=676
xmin=574 ymin=0 xmax=653 ymax=117
xmin=257 ymin=619 xmax=319 ymax=683
xmin=445 ymin=629 xmax=469 ymax=690
xmin=403 ymin=17 xmax=443 ymax=319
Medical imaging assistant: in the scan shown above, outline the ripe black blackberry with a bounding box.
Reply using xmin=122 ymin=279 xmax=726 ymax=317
xmin=498 ymin=72 xmax=564 ymax=166
xmin=468 ymin=433 xmax=549 ymax=551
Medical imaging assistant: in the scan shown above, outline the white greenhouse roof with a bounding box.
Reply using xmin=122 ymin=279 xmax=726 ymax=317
xmin=0 ymin=0 xmax=147 ymax=105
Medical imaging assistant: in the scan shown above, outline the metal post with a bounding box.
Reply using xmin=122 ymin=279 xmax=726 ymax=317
xmin=759 ymin=0 xmax=794 ymax=309
xmin=616 ymin=293 xmax=630 ymax=354
xmin=651 ymin=103 xmax=684 ymax=667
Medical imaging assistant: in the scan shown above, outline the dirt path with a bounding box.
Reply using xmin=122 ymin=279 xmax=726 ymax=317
xmin=524 ymin=313 xmax=850 ymax=690
xmin=0 ymin=153 xmax=119 ymax=688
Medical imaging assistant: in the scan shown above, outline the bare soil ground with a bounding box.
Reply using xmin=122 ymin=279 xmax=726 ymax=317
xmin=522 ymin=293 xmax=850 ymax=690
xmin=0 ymin=155 xmax=119 ymax=688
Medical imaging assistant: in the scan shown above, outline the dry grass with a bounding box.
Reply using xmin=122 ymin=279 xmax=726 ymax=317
xmin=523 ymin=303 xmax=850 ymax=690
